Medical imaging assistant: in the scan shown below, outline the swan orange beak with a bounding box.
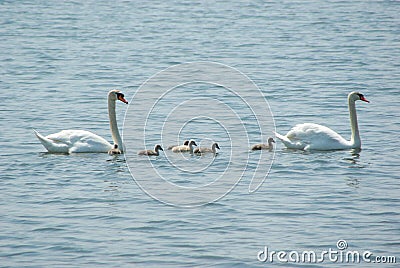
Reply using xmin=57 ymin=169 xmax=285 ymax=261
xmin=360 ymin=96 xmax=369 ymax=103
xmin=118 ymin=95 xmax=129 ymax=104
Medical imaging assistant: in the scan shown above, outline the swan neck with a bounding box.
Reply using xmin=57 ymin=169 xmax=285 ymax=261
xmin=108 ymin=96 xmax=123 ymax=151
xmin=348 ymin=97 xmax=360 ymax=148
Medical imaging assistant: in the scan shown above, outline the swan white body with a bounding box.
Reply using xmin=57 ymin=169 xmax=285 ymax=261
xmin=275 ymin=92 xmax=369 ymax=151
xmin=34 ymin=90 xmax=128 ymax=154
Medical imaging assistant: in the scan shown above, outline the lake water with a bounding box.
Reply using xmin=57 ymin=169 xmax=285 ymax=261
xmin=1 ymin=0 xmax=399 ymax=267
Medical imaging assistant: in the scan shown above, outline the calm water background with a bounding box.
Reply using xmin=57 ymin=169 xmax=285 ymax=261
xmin=1 ymin=0 xmax=399 ymax=267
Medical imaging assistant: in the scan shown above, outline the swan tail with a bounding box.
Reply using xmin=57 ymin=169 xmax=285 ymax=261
xmin=274 ymin=131 xmax=289 ymax=143
xmin=274 ymin=131 xmax=307 ymax=150
xmin=33 ymin=129 xmax=66 ymax=153
xmin=274 ymin=131 xmax=296 ymax=149
xmin=33 ymin=129 xmax=51 ymax=151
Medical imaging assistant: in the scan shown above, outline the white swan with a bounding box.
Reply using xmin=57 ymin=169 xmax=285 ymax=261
xmin=194 ymin=142 xmax=220 ymax=155
xmin=138 ymin=144 xmax=164 ymax=156
xmin=275 ymin=92 xmax=369 ymax=151
xmin=172 ymin=140 xmax=197 ymax=153
xmin=251 ymin=137 xmax=275 ymax=151
xmin=34 ymin=89 xmax=128 ymax=153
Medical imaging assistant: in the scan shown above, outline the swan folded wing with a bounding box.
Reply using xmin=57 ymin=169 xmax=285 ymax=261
xmin=46 ymin=130 xmax=76 ymax=145
xmin=47 ymin=130 xmax=112 ymax=153
xmin=288 ymin=123 xmax=350 ymax=150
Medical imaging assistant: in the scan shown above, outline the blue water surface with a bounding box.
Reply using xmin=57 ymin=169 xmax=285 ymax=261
xmin=0 ymin=1 xmax=399 ymax=267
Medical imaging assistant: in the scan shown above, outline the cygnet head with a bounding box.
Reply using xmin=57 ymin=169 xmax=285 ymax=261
xmin=267 ymin=137 xmax=275 ymax=145
xmin=155 ymin=144 xmax=163 ymax=152
xmin=108 ymin=144 xmax=122 ymax=155
xmin=189 ymin=140 xmax=197 ymax=147
xmin=213 ymin=143 xmax=220 ymax=150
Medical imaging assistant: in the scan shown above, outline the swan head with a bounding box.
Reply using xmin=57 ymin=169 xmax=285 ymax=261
xmin=155 ymin=144 xmax=163 ymax=151
xmin=109 ymin=89 xmax=129 ymax=104
xmin=349 ymin=92 xmax=369 ymax=103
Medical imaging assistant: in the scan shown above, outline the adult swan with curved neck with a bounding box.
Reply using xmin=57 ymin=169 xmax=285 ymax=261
xmin=34 ymin=90 xmax=128 ymax=153
xmin=275 ymin=92 xmax=369 ymax=151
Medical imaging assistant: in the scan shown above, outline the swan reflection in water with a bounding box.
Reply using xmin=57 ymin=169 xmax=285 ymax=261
xmin=343 ymin=148 xmax=362 ymax=165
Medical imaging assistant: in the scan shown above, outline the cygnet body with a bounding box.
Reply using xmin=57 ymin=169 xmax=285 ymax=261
xmin=138 ymin=144 xmax=164 ymax=156
xmin=194 ymin=142 xmax=220 ymax=155
xmin=167 ymin=140 xmax=189 ymax=150
xmin=108 ymin=144 xmax=122 ymax=155
xmin=251 ymin=137 xmax=275 ymax=151
xmin=172 ymin=140 xmax=197 ymax=153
